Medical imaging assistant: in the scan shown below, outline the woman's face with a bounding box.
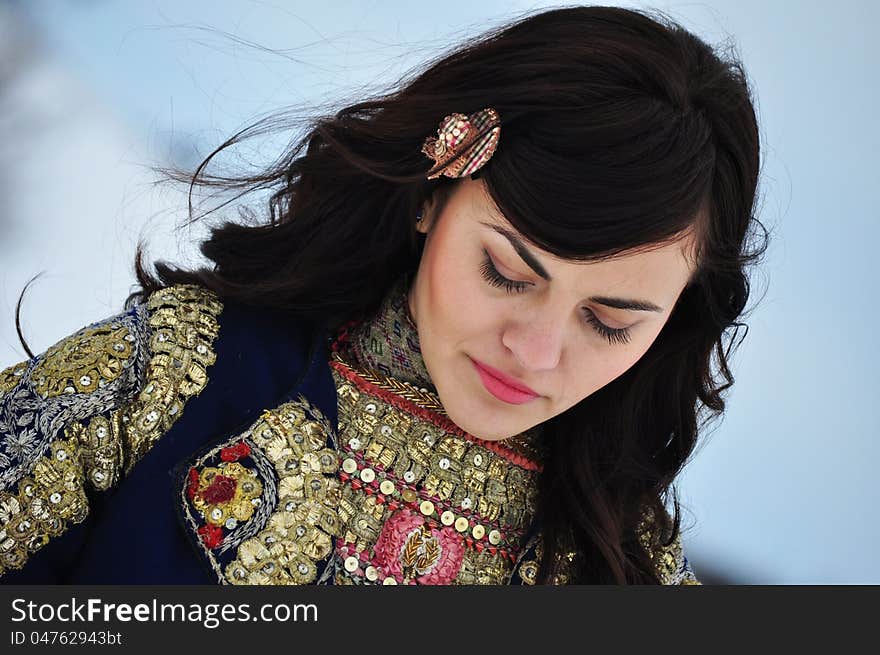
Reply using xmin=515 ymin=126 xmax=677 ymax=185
xmin=408 ymin=177 xmax=698 ymax=442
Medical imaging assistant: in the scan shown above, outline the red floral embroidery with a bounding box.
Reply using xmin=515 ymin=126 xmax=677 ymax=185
xmin=220 ymin=441 xmax=251 ymax=462
xmin=372 ymin=509 xmax=464 ymax=585
xmin=197 ymin=524 xmax=224 ymax=549
xmin=200 ymin=475 xmax=237 ymax=504
xmin=186 ymin=467 xmax=200 ymax=501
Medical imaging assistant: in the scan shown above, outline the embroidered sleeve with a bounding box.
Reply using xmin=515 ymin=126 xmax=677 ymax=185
xmin=637 ymin=508 xmax=702 ymax=585
xmin=508 ymin=534 xmax=577 ymax=585
xmin=511 ymin=512 xmax=702 ymax=585
xmin=0 ymin=284 xmax=222 ymax=577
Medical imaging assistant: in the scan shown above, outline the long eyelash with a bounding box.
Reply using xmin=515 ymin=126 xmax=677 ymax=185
xmin=582 ymin=309 xmax=632 ymax=345
xmin=479 ymin=249 xmax=530 ymax=293
xmin=479 ymin=250 xmax=632 ymax=346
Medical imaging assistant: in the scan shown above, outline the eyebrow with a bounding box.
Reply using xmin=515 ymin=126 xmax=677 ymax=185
xmin=480 ymin=221 xmax=666 ymax=313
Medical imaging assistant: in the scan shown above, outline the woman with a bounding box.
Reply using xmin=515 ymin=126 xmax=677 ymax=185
xmin=0 ymin=5 xmax=765 ymax=584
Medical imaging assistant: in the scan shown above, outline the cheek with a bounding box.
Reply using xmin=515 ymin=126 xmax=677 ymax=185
xmin=565 ymin=343 xmax=650 ymax=402
xmin=426 ymin=245 xmax=485 ymax=329
xmin=424 ymin=254 xmax=454 ymax=329
xmin=605 ymin=340 xmax=658 ymax=385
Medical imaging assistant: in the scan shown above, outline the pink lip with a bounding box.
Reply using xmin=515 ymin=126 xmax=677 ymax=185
xmin=470 ymin=357 xmax=539 ymax=405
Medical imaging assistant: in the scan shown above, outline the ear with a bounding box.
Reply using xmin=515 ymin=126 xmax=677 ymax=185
xmin=415 ymin=195 xmax=440 ymax=235
xmin=416 ymin=184 xmax=455 ymax=234
xmin=415 ymin=209 xmax=432 ymax=235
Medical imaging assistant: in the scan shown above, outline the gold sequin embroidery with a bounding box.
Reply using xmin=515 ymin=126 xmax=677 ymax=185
xmin=180 ymin=400 xmax=341 ymax=585
xmin=183 ymin=347 xmax=542 ymax=585
xmin=513 ymin=510 xmax=703 ymax=585
xmin=119 ymin=285 xmax=222 ymax=475
xmin=637 ymin=511 xmax=700 ymax=585
xmin=190 ymin=462 xmax=263 ymax=528
xmin=0 ymin=284 xmax=223 ymax=577
xmin=64 ymin=414 xmax=124 ymax=491
xmin=330 ymin=350 xmax=541 ymax=585
xmin=30 ymin=325 xmax=135 ymax=399
xmin=0 ymin=438 xmax=88 ymax=575
xmin=0 ymin=361 xmax=28 ymax=398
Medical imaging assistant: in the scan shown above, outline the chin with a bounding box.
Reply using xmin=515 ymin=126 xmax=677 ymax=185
xmin=471 ymin=431 xmax=514 ymax=443
xmin=432 ymin=355 xmax=525 ymax=441
xmin=442 ymin=403 xmax=515 ymax=442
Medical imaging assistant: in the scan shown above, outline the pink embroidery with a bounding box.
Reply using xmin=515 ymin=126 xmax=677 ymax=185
xmin=372 ymin=509 xmax=464 ymax=585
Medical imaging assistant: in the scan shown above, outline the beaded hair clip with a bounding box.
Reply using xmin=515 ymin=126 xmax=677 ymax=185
xmin=421 ymin=107 xmax=501 ymax=179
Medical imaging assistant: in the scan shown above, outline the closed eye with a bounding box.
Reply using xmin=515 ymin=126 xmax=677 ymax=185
xmin=478 ymin=249 xmax=632 ymax=345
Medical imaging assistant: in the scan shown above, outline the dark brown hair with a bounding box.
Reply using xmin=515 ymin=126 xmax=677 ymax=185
xmin=107 ymin=5 xmax=765 ymax=582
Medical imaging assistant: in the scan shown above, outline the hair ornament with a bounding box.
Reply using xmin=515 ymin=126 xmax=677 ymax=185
xmin=421 ymin=107 xmax=501 ymax=179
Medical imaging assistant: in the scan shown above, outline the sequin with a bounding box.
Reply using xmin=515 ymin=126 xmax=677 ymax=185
xmin=519 ymin=560 xmax=539 ymax=585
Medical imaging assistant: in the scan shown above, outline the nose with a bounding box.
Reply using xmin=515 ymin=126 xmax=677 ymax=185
xmin=501 ymin=315 xmax=564 ymax=372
